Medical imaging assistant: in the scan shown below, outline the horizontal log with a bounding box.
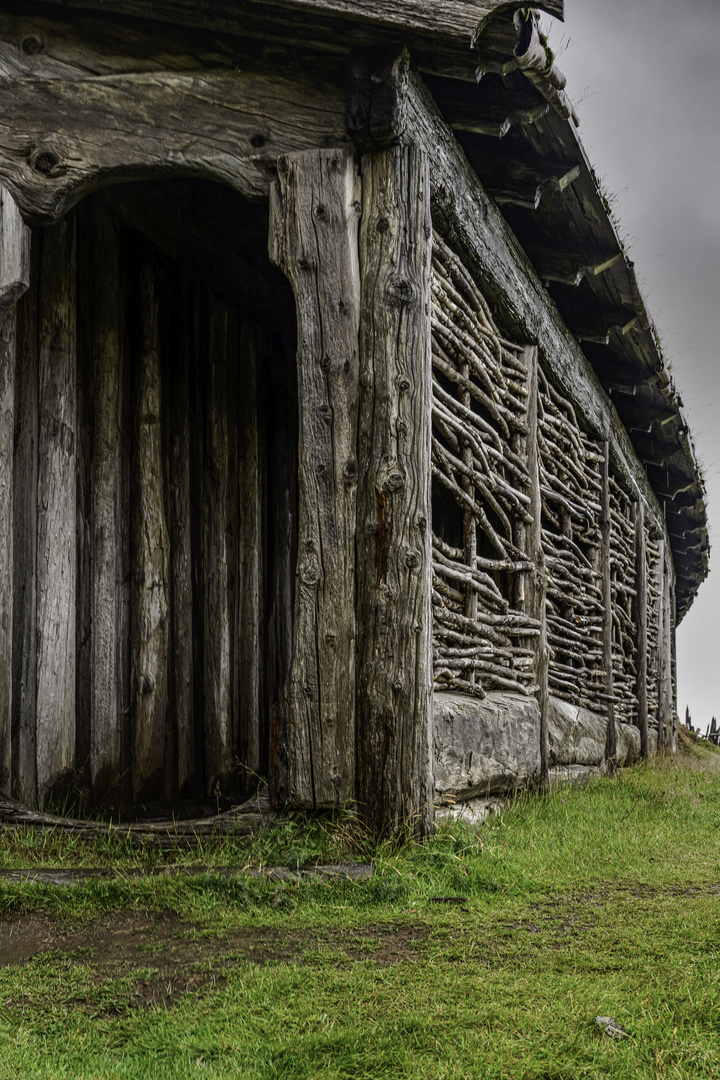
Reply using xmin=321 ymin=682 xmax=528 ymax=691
xmin=0 ymin=69 xmax=347 ymax=221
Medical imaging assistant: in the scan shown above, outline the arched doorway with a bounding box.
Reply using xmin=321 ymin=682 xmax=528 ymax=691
xmin=10 ymin=179 xmax=298 ymax=811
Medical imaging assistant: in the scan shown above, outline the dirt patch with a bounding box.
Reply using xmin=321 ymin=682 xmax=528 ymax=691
xmin=0 ymin=911 xmax=426 ymax=1009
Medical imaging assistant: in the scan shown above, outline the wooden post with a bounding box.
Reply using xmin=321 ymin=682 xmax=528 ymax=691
xmin=601 ymin=440 xmax=617 ymax=774
xmin=36 ymin=216 xmax=77 ymax=808
xmin=269 ymin=147 xmax=360 ymax=810
xmin=168 ymin=286 xmax=194 ymax=797
xmin=237 ymin=319 xmax=262 ymax=783
xmin=658 ymin=548 xmax=674 ymax=751
xmin=356 ymin=143 xmax=433 ymax=836
xmin=12 ymin=241 xmax=39 ymax=805
xmin=655 ymin=538 xmax=666 ymax=749
xmin=131 ymin=264 xmax=169 ymax=803
xmin=0 ymin=187 xmax=30 ymax=792
xmin=86 ymin=205 xmax=124 ymax=805
xmin=634 ymin=502 xmax=649 ymax=759
xmin=204 ymin=296 xmax=233 ymax=797
xmin=520 ymin=346 xmax=548 ymax=784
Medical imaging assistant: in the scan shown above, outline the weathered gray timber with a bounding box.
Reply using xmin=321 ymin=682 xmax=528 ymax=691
xmin=168 ymin=289 xmax=194 ymax=798
xmin=203 ymin=297 xmax=233 ymax=797
xmin=237 ymin=320 xmax=262 ymax=781
xmin=35 ymin=216 xmax=77 ymax=808
xmin=0 ymin=188 xmax=30 ymax=322
xmin=521 ymin=345 xmax=549 ymax=782
xmin=269 ymin=148 xmax=360 ymax=809
xmin=11 ymin=246 xmax=39 ymax=805
xmin=634 ymin=502 xmax=649 ymax=759
xmin=86 ymin=204 xmax=123 ymax=803
xmin=0 ymin=308 xmax=15 ymax=792
xmin=131 ymin=265 xmax=169 ymax=802
xmin=600 ymin=442 xmax=617 ymax=773
xmin=348 ymin=54 xmax=668 ymax=544
xmin=14 ymin=0 xmax=562 ymax=59
xmin=0 ymin=69 xmax=348 ymax=223
xmin=356 ymin=144 xmax=433 ymax=835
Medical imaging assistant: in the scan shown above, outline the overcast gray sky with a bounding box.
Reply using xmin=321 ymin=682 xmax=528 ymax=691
xmin=542 ymin=0 xmax=720 ymax=731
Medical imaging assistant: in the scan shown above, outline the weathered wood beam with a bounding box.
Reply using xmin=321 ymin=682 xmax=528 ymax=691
xmin=12 ymin=241 xmax=39 ymax=805
xmin=83 ymin=203 xmax=124 ymax=806
xmin=203 ymin=296 xmax=233 ymax=798
xmin=237 ymin=320 xmax=263 ymax=783
xmin=0 ymin=69 xmax=347 ymax=222
xmin=600 ymin=442 xmax=617 ymax=774
xmin=520 ymin=345 xmax=548 ymax=783
xmin=0 ymin=188 xmax=29 ymax=796
xmin=356 ymin=143 xmax=433 ymax=837
xmin=269 ymin=147 xmax=360 ymax=810
xmin=36 ymin=215 xmax=77 ymax=808
xmin=131 ymin=265 xmax=169 ymax=803
xmin=478 ymin=159 xmax=580 ymax=210
xmin=347 ymin=54 xmax=669 ymax=548
xmin=634 ymin=502 xmax=649 ymax=759
xmin=17 ymin=0 xmax=563 ymax=49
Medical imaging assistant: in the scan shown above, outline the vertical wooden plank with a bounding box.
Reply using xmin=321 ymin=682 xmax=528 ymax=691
xmin=131 ymin=264 xmax=169 ymax=802
xmin=87 ymin=205 xmax=124 ymax=804
xmin=0 ymin=308 xmax=16 ymax=793
xmin=12 ymin=241 xmax=40 ymax=805
xmin=0 ymin=188 xmax=29 ymax=795
xmin=168 ymin=285 xmax=194 ymax=797
xmin=654 ymin=537 xmax=666 ymax=749
xmin=237 ymin=319 xmax=262 ymax=781
xmin=356 ymin=143 xmax=432 ymax=836
xmin=269 ymin=147 xmax=361 ymax=810
xmin=519 ymin=346 xmax=548 ymax=784
xmin=634 ymin=502 xmax=649 ymax=759
xmin=600 ymin=441 xmax=617 ymax=774
xmin=36 ymin=215 xmax=77 ymax=808
xmin=203 ymin=295 xmax=233 ymax=796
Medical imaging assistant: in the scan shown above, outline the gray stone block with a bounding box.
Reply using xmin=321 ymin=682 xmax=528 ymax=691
xmin=547 ymin=696 xmax=606 ymax=767
xmin=433 ymin=691 xmax=541 ymax=799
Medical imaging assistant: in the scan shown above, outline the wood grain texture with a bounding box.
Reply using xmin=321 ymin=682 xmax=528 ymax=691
xmin=168 ymin=288 xmax=194 ymax=797
xmin=5 ymin=0 xmax=563 ymax=50
xmin=237 ymin=320 xmax=262 ymax=780
xmin=269 ymin=147 xmax=360 ymax=809
xmin=0 ymin=307 xmax=15 ymax=793
xmin=348 ymin=57 xmax=670 ymax=552
xmin=11 ymin=245 xmax=39 ymax=805
xmin=600 ymin=441 xmax=617 ymax=774
xmin=634 ymin=503 xmax=649 ymax=759
xmin=0 ymin=69 xmax=347 ymax=223
xmin=131 ymin=265 xmax=169 ymax=802
xmin=87 ymin=204 xmax=123 ymax=803
xmin=521 ymin=346 xmax=548 ymax=783
xmin=0 ymin=187 xmax=30 ymax=323
xmin=36 ymin=215 xmax=77 ymax=808
xmin=356 ymin=144 xmax=433 ymax=836
xmin=203 ymin=297 xmax=233 ymax=797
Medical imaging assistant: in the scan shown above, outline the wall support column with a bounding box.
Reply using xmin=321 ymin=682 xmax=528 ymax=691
xmin=269 ymin=147 xmax=360 ymax=809
xmin=634 ymin=502 xmax=649 ymax=759
xmin=355 ymin=143 xmax=433 ymax=837
xmin=601 ymin=441 xmax=617 ymax=774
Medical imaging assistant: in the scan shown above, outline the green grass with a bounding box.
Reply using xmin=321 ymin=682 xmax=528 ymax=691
xmin=1 ymin=743 xmax=720 ymax=1079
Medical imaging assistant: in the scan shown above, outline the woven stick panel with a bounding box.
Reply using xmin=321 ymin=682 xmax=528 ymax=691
xmin=645 ymin=534 xmax=662 ymax=727
xmin=608 ymin=475 xmax=638 ymax=725
xmin=537 ymin=368 xmax=606 ymax=712
xmin=430 ymin=234 xmax=539 ymax=699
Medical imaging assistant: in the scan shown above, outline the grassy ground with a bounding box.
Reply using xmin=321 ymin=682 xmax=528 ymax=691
xmin=1 ymin=739 xmax=719 ymax=1079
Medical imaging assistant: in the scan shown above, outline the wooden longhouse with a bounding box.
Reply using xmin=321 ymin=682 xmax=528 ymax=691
xmin=0 ymin=0 xmax=708 ymax=833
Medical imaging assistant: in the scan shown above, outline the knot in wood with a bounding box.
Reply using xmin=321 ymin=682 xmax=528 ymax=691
xmin=396 ymin=376 xmax=411 ymax=393
xmin=301 ymin=565 xmax=319 ymax=587
xmin=32 ymin=149 xmax=62 ymax=177
xmin=321 ymin=355 xmax=332 ymax=371
xmin=383 ymin=469 xmax=405 ymax=493
xmin=277 ymin=155 xmax=289 ymax=174
xmin=343 ymin=459 xmax=357 ymax=481
xmin=352 ymin=201 xmax=362 ymax=218
xmin=297 ymin=256 xmax=312 ymax=271
xmin=315 ymin=461 xmax=327 ymax=477
xmin=392 ymin=678 xmax=404 ymax=694
xmin=141 ymin=675 xmax=154 ymax=695
xmin=325 ymin=716 xmax=335 ymax=729
xmin=417 ymin=516 xmax=428 ymax=533
xmin=249 ymin=133 xmax=266 ymax=148
xmin=404 ymin=549 xmax=420 ymax=570
xmin=324 ymin=632 xmax=337 ymax=648
xmin=376 ymin=217 xmax=390 ymax=233
xmin=318 ymin=403 xmax=332 ymax=422
xmin=314 ymin=204 xmax=327 ymax=220
xmin=21 ymin=35 xmax=43 ymax=55
xmin=387 ymin=277 xmax=415 ymax=308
